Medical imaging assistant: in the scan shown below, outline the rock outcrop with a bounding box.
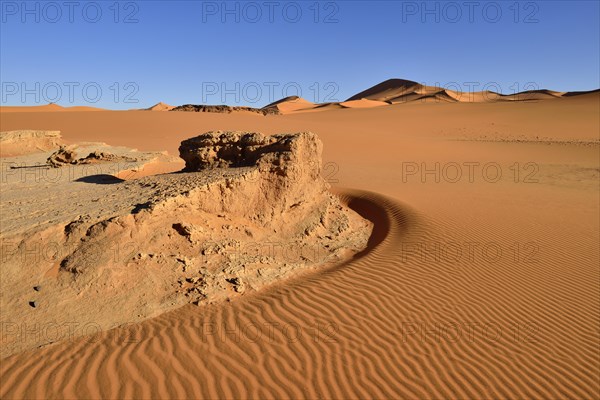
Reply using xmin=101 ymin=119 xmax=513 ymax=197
xmin=179 ymin=130 xmax=320 ymax=173
xmin=46 ymin=147 xmax=136 ymax=167
xmin=171 ymin=104 xmax=280 ymax=115
xmin=1 ymin=131 xmax=372 ymax=357
xmin=178 ymin=131 xmax=327 ymax=224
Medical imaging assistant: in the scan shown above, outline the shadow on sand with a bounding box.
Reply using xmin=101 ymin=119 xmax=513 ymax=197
xmin=75 ymin=174 xmax=125 ymax=185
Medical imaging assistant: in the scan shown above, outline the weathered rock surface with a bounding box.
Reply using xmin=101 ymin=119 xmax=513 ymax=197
xmin=0 ymin=130 xmax=62 ymax=156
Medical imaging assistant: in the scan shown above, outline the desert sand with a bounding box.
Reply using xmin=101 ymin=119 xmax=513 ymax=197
xmin=0 ymin=86 xmax=598 ymax=399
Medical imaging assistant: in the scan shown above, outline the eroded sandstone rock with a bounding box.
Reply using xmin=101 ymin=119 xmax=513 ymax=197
xmin=178 ymin=131 xmax=328 ymax=224
xmin=1 ymin=130 xmax=372 ymax=357
xmin=179 ymin=131 xmax=320 ymax=175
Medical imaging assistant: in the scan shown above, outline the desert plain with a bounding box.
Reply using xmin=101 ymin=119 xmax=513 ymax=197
xmin=0 ymin=79 xmax=599 ymax=399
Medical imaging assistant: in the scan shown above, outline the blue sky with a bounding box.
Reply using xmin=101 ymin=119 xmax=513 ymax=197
xmin=1 ymin=0 xmax=599 ymax=108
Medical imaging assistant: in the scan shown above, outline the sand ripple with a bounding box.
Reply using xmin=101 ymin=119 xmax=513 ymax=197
xmin=1 ymin=189 xmax=598 ymax=399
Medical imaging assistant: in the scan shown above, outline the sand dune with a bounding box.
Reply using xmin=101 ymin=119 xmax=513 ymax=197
xmin=266 ymin=79 xmax=597 ymax=113
xmin=347 ymin=78 xmax=422 ymax=101
xmin=0 ymin=92 xmax=598 ymax=398
xmin=339 ymin=99 xmax=389 ymax=108
xmin=391 ymin=89 xmax=458 ymax=104
xmin=4 ymin=79 xmax=594 ymax=117
xmin=147 ymin=102 xmax=176 ymax=111
xmin=562 ymin=88 xmax=600 ymax=97
xmin=346 ymin=78 xmax=598 ymax=105
xmin=0 ymin=103 xmax=105 ymax=113
xmin=262 ymin=96 xmax=316 ymax=113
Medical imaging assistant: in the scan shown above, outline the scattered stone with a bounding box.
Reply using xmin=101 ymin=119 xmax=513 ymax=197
xmin=33 ymin=286 xmax=41 ymax=292
xmin=29 ymin=301 xmax=37 ymax=308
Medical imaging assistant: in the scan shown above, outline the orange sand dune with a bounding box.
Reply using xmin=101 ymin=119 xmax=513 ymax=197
xmin=146 ymin=102 xmax=176 ymax=111
xmin=347 ymin=78 xmax=422 ymax=101
xmin=262 ymin=96 xmax=316 ymax=113
xmin=0 ymin=94 xmax=598 ymax=398
xmin=347 ymin=78 xmax=598 ymax=105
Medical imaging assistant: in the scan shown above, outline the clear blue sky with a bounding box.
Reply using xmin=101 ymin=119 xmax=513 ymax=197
xmin=1 ymin=0 xmax=599 ymax=109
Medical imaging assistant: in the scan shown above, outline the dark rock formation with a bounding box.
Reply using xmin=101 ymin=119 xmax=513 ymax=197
xmin=170 ymin=104 xmax=280 ymax=115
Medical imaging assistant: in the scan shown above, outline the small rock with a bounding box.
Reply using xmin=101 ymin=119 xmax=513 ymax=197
xmin=33 ymin=286 xmax=41 ymax=292
xmin=46 ymin=146 xmax=77 ymax=167
xmin=29 ymin=301 xmax=37 ymax=308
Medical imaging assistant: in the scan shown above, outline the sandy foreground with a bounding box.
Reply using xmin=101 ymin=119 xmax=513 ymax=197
xmin=0 ymin=94 xmax=599 ymax=398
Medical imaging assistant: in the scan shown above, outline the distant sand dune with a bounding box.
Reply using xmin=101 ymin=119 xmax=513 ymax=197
xmin=146 ymin=102 xmax=176 ymax=111
xmin=2 ymin=79 xmax=596 ymax=115
xmin=347 ymin=78 xmax=422 ymax=101
xmin=0 ymin=103 xmax=105 ymax=112
xmin=262 ymin=96 xmax=316 ymax=113
xmin=347 ymin=78 xmax=598 ymax=105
